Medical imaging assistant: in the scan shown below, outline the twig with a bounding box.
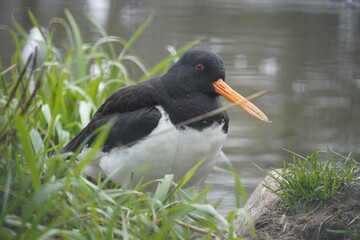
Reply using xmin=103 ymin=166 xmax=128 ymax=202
xmin=4 ymin=52 xmax=33 ymax=109
xmin=316 ymin=215 xmax=332 ymax=240
xmin=175 ymin=219 xmax=220 ymax=238
xmin=175 ymin=89 xmax=270 ymax=128
xmin=347 ymin=213 xmax=360 ymax=226
xmin=0 ymin=64 xmax=17 ymax=76
xmin=21 ymin=68 xmax=42 ymax=115
xmin=137 ymin=89 xmax=269 ymax=147
xmin=54 ymin=213 xmax=92 ymax=228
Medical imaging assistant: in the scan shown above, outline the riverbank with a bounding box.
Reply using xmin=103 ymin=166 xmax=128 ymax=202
xmin=236 ymin=151 xmax=360 ymax=240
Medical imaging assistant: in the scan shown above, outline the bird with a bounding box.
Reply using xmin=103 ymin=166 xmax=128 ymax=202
xmin=61 ymin=50 xmax=268 ymax=190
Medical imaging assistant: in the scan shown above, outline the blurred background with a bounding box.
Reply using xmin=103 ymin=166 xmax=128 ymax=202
xmin=1 ymin=0 xmax=359 ymax=214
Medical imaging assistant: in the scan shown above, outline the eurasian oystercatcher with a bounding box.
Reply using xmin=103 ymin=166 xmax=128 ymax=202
xmin=62 ymin=50 xmax=268 ymax=190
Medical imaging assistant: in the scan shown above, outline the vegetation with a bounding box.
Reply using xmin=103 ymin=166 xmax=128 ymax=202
xmin=266 ymin=149 xmax=359 ymax=213
xmin=260 ymin=149 xmax=360 ymax=239
xmin=0 ymin=10 xmax=247 ymax=240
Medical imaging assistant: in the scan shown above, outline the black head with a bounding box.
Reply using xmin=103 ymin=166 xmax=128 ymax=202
xmin=162 ymin=50 xmax=226 ymax=98
xmin=161 ymin=49 xmax=269 ymax=122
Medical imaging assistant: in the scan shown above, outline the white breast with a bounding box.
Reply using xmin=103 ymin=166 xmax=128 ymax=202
xmin=80 ymin=106 xmax=227 ymax=190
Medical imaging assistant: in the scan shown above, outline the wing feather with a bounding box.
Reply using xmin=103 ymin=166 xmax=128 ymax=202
xmin=61 ymin=79 xmax=163 ymax=153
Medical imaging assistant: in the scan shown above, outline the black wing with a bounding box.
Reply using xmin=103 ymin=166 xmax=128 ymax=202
xmin=61 ymin=79 xmax=163 ymax=153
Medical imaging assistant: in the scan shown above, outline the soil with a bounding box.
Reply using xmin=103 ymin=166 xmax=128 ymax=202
xmin=242 ymin=181 xmax=360 ymax=240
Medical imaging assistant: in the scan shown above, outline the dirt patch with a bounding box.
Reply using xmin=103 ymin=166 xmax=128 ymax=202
xmin=242 ymin=181 xmax=360 ymax=240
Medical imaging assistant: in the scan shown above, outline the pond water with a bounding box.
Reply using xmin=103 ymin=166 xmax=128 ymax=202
xmin=1 ymin=0 xmax=360 ymax=214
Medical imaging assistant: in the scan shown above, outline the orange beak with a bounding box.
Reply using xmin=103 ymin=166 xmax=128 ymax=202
xmin=213 ymin=78 xmax=269 ymax=122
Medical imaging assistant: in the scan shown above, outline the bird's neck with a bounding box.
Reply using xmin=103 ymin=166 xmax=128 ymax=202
xmin=160 ymin=95 xmax=227 ymax=131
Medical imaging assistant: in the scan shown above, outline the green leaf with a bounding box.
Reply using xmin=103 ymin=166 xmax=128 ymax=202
xmin=64 ymin=9 xmax=87 ymax=79
xmin=30 ymin=128 xmax=44 ymax=155
xmin=154 ymin=174 xmax=174 ymax=202
xmin=191 ymin=203 xmax=228 ymax=230
xmin=41 ymin=104 xmax=52 ymax=126
xmin=165 ymin=157 xmax=207 ymax=202
xmin=79 ymin=100 xmax=92 ymax=128
xmin=14 ymin=115 xmax=41 ymax=190
xmin=221 ymin=151 xmax=248 ymax=207
xmin=118 ymin=13 xmax=154 ymax=59
xmin=31 ymin=180 xmax=63 ymax=208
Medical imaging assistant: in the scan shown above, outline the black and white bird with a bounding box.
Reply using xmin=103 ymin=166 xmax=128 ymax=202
xmin=62 ymin=50 xmax=268 ymax=189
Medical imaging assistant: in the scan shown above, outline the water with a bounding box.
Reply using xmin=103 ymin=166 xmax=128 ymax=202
xmin=1 ymin=0 xmax=360 ymax=214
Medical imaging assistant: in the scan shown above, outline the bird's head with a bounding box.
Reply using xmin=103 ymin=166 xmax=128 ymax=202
xmin=163 ymin=50 xmax=268 ymax=122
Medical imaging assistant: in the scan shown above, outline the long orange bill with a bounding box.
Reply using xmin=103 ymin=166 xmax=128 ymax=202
xmin=212 ymin=78 xmax=269 ymax=122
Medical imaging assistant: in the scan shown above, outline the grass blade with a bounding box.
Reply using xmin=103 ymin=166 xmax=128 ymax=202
xmin=14 ymin=115 xmax=41 ymax=190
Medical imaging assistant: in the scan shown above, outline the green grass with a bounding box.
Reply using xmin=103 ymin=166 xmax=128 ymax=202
xmin=265 ymin=149 xmax=359 ymax=213
xmin=0 ymin=10 xmax=247 ymax=240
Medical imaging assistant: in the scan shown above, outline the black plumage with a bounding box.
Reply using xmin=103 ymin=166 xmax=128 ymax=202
xmin=62 ymin=50 xmax=228 ymax=154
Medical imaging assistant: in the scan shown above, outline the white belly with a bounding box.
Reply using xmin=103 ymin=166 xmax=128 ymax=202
xmin=80 ymin=106 xmax=227 ymax=190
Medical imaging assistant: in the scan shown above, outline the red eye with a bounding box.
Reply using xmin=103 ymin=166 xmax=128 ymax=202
xmin=194 ymin=63 xmax=204 ymax=71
